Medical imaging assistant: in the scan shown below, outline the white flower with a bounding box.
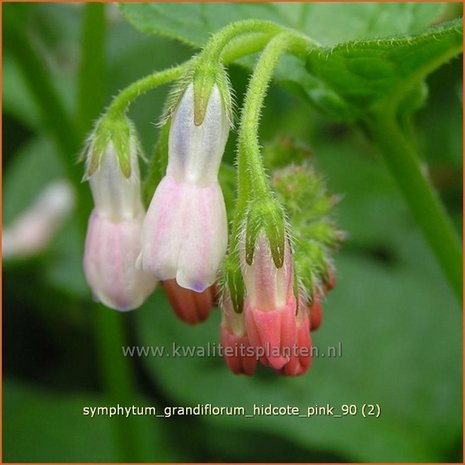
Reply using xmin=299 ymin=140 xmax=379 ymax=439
xmin=140 ymin=83 xmax=230 ymax=292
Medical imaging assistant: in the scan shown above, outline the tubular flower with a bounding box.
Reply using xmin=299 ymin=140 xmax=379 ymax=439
xmin=163 ymin=279 xmax=216 ymax=325
xmin=242 ymin=232 xmax=297 ymax=370
xmin=140 ymin=83 xmax=230 ymax=292
xmin=280 ymin=301 xmax=312 ymax=376
xmin=220 ymin=291 xmax=257 ymax=376
xmin=84 ymin=127 xmax=157 ymax=311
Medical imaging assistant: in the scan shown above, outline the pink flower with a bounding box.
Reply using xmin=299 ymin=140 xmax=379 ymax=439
xmin=84 ymin=210 xmax=157 ymax=311
xmin=220 ymin=291 xmax=257 ymax=376
xmin=280 ymin=305 xmax=312 ymax=376
xmin=140 ymin=83 xmax=229 ymax=292
xmin=83 ymin=125 xmax=157 ymax=311
xmin=163 ymin=279 xmax=216 ymax=325
xmin=242 ymin=232 xmax=297 ymax=370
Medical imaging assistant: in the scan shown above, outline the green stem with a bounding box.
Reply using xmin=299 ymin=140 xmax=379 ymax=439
xmin=5 ymin=11 xmax=92 ymax=235
xmin=233 ymin=32 xmax=311 ymax=245
xmin=200 ymin=19 xmax=283 ymax=63
xmin=107 ymin=63 xmax=189 ymax=117
xmin=367 ymin=110 xmax=462 ymax=302
xmin=77 ymin=3 xmax=106 ymax=136
xmin=78 ymin=7 xmax=151 ymax=460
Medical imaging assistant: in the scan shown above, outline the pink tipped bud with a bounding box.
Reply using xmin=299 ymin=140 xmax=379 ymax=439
xmin=162 ymin=279 xmax=215 ymax=325
xmin=280 ymin=308 xmax=312 ymax=376
xmin=309 ymin=294 xmax=323 ymax=331
xmin=244 ymin=294 xmax=297 ymax=370
xmin=84 ymin=210 xmax=157 ymax=311
xmin=241 ymin=233 xmax=297 ymax=370
xmin=220 ymin=292 xmax=257 ymax=376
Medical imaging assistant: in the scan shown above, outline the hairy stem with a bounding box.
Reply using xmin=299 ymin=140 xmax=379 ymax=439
xmin=232 ymin=32 xmax=311 ymax=246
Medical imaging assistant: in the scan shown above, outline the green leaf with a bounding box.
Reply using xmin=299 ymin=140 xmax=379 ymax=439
xmin=305 ymin=19 xmax=463 ymax=120
xmin=119 ymin=3 xmax=446 ymax=47
xmin=3 ymin=378 xmax=182 ymax=462
xmin=119 ymin=3 xmax=459 ymax=122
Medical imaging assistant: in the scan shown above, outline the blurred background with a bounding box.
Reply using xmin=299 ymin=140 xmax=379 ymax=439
xmin=3 ymin=3 xmax=462 ymax=462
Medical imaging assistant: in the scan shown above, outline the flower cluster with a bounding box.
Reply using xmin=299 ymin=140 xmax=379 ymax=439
xmin=82 ymin=58 xmax=342 ymax=377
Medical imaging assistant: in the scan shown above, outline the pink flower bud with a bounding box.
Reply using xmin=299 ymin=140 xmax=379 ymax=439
xmin=220 ymin=292 xmax=257 ymax=376
xmin=280 ymin=307 xmax=312 ymax=376
xmin=309 ymin=294 xmax=323 ymax=331
xmin=162 ymin=279 xmax=216 ymax=325
xmin=140 ymin=176 xmax=227 ymax=292
xmin=242 ymin=233 xmax=297 ymax=370
xmin=141 ymin=83 xmax=229 ymax=292
xmin=84 ymin=210 xmax=157 ymax=311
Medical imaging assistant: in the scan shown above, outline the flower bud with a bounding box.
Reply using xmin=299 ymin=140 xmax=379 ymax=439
xmin=220 ymin=291 xmax=257 ymax=376
xmin=84 ymin=210 xmax=157 ymax=311
xmin=280 ymin=305 xmax=312 ymax=376
xmin=163 ymin=279 xmax=216 ymax=325
xmin=141 ymin=82 xmax=230 ymax=292
xmin=309 ymin=293 xmax=323 ymax=331
xmin=83 ymin=116 xmax=157 ymax=311
xmin=242 ymin=232 xmax=297 ymax=370
xmin=86 ymin=123 xmax=144 ymax=222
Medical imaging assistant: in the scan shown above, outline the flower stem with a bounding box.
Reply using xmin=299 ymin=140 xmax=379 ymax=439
xmin=232 ymin=32 xmax=312 ymax=245
xmin=77 ymin=3 xmax=107 ymax=135
xmin=200 ymin=19 xmax=283 ymax=63
xmin=107 ymin=64 xmax=189 ymax=118
xmin=367 ymin=110 xmax=462 ymax=302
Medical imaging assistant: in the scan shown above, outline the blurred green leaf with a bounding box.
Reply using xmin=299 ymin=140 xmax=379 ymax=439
xmin=3 ymin=379 xmax=118 ymax=462
xmin=3 ymin=378 xmax=183 ymax=462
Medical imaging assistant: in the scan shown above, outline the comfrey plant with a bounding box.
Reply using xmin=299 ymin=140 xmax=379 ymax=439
xmin=81 ymin=20 xmax=345 ymax=376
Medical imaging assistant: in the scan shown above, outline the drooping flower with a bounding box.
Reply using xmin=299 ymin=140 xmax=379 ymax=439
xmin=84 ymin=210 xmax=156 ymax=311
xmin=140 ymin=83 xmax=230 ymax=292
xmin=242 ymin=232 xmax=297 ymax=370
xmin=83 ymin=118 xmax=157 ymax=311
xmin=280 ymin=300 xmax=312 ymax=376
xmin=163 ymin=279 xmax=216 ymax=325
xmin=220 ymin=290 xmax=257 ymax=376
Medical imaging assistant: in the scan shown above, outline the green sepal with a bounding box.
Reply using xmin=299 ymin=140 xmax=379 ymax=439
xmin=83 ymin=115 xmax=137 ymax=180
xmin=143 ymin=120 xmax=171 ymax=207
xmin=269 ymin=138 xmax=343 ymax=298
xmin=245 ymin=197 xmax=286 ymax=268
xmin=193 ymin=62 xmax=233 ymax=126
xmin=221 ymin=252 xmax=245 ymax=314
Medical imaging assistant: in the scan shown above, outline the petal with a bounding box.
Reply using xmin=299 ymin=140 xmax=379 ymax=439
xmin=244 ymin=293 xmax=297 ymax=370
xmin=175 ymin=182 xmax=228 ymax=292
xmin=84 ymin=210 xmax=157 ymax=311
xmin=140 ymin=175 xmax=185 ymax=279
xmin=168 ymin=84 xmax=230 ymax=186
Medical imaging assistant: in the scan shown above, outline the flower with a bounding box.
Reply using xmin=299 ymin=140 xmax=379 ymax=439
xmin=83 ymin=120 xmax=157 ymax=311
xmin=84 ymin=210 xmax=156 ymax=311
xmin=280 ymin=302 xmax=312 ymax=376
xmin=163 ymin=279 xmax=216 ymax=324
xmin=242 ymin=232 xmax=297 ymax=370
xmin=140 ymin=83 xmax=229 ymax=292
xmin=220 ymin=291 xmax=257 ymax=376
